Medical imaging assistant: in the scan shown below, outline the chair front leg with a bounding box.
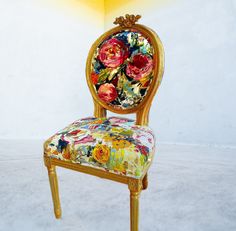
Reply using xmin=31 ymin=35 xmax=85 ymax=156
xmin=47 ymin=165 xmax=61 ymax=219
xmin=128 ymin=179 xmax=142 ymax=231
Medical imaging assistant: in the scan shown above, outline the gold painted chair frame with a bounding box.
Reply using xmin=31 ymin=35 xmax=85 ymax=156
xmin=44 ymin=14 xmax=164 ymax=231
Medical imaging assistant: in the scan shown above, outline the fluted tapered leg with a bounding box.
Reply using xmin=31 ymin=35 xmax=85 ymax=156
xmin=129 ymin=179 xmax=142 ymax=231
xmin=130 ymin=191 xmax=140 ymax=231
xmin=47 ymin=165 xmax=61 ymax=219
xmin=142 ymin=173 xmax=148 ymax=190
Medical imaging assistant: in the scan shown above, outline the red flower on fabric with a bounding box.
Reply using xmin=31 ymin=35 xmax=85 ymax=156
xmin=91 ymin=72 xmax=99 ymax=85
xmin=126 ymin=53 xmax=153 ymax=81
xmin=98 ymin=83 xmax=118 ymax=103
xmin=68 ymin=130 xmax=81 ymax=136
xmin=98 ymin=38 xmax=129 ymax=68
xmin=137 ymin=144 xmax=149 ymax=156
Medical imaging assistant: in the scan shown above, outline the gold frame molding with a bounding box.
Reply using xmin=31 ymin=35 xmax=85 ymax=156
xmin=44 ymin=14 xmax=164 ymax=231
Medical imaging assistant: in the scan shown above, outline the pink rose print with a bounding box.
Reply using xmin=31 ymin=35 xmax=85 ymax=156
xmin=126 ymin=53 xmax=153 ymax=81
xmin=98 ymin=38 xmax=129 ymax=68
xmin=74 ymin=135 xmax=95 ymax=144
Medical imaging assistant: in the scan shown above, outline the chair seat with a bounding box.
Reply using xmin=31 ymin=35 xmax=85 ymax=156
xmin=44 ymin=117 xmax=155 ymax=178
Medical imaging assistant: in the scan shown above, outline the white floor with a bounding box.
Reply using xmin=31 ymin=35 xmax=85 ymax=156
xmin=0 ymin=140 xmax=236 ymax=231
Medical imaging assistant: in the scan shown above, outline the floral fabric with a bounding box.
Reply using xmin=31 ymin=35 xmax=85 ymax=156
xmin=44 ymin=117 xmax=155 ymax=178
xmin=91 ymin=29 xmax=154 ymax=109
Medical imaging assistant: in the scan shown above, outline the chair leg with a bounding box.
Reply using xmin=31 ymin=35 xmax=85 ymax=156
xmin=47 ymin=165 xmax=61 ymax=219
xmin=129 ymin=179 xmax=142 ymax=231
xmin=142 ymin=173 xmax=148 ymax=190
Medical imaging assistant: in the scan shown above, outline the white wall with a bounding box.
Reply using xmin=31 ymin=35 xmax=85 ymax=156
xmin=0 ymin=0 xmax=235 ymax=147
xmin=0 ymin=0 xmax=104 ymax=139
xmin=105 ymin=0 xmax=236 ymax=147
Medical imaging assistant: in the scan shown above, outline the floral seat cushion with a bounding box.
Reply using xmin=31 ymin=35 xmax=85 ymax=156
xmin=44 ymin=117 xmax=155 ymax=178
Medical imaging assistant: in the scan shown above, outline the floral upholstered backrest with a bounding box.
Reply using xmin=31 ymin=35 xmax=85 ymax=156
xmin=86 ymin=15 xmax=164 ymax=124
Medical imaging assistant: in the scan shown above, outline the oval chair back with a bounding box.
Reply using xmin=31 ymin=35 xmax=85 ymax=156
xmin=86 ymin=14 xmax=164 ymax=125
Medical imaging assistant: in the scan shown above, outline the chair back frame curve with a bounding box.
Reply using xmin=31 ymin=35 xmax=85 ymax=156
xmin=86 ymin=23 xmax=164 ymax=126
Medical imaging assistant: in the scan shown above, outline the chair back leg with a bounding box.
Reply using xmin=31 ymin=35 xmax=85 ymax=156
xmin=142 ymin=173 xmax=148 ymax=190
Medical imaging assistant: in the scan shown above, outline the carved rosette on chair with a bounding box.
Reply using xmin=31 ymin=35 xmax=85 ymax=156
xmin=44 ymin=14 xmax=164 ymax=231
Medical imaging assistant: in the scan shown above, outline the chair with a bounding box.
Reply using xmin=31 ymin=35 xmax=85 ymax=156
xmin=44 ymin=14 xmax=164 ymax=231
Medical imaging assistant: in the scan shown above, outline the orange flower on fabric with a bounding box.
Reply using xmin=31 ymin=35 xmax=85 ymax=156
xmin=92 ymin=144 xmax=110 ymax=164
xmin=89 ymin=119 xmax=105 ymax=125
xmin=91 ymin=72 xmax=99 ymax=84
xmin=62 ymin=144 xmax=71 ymax=160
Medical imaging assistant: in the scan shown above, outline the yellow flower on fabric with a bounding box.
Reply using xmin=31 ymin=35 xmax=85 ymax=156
xmin=92 ymin=132 xmax=104 ymax=140
xmin=103 ymin=134 xmax=115 ymax=142
xmin=111 ymin=127 xmax=125 ymax=133
xmin=113 ymin=162 xmax=126 ymax=173
xmin=112 ymin=139 xmax=131 ymax=150
xmin=139 ymin=75 xmax=150 ymax=88
xmin=111 ymin=127 xmax=133 ymax=136
xmin=92 ymin=144 xmax=110 ymax=164
xmin=114 ymin=149 xmax=125 ymax=160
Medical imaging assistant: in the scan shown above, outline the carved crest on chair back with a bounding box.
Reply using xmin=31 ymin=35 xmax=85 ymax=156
xmin=86 ymin=14 xmax=164 ymax=125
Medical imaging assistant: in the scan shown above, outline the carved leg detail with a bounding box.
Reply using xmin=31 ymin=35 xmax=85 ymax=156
xmin=128 ymin=179 xmax=142 ymax=231
xmin=130 ymin=191 xmax=140 ymax=231
xmin=142 ymin=173 xmax=148 ymax=190
xmin=47 ymin=165 xmax=61 ymax=219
